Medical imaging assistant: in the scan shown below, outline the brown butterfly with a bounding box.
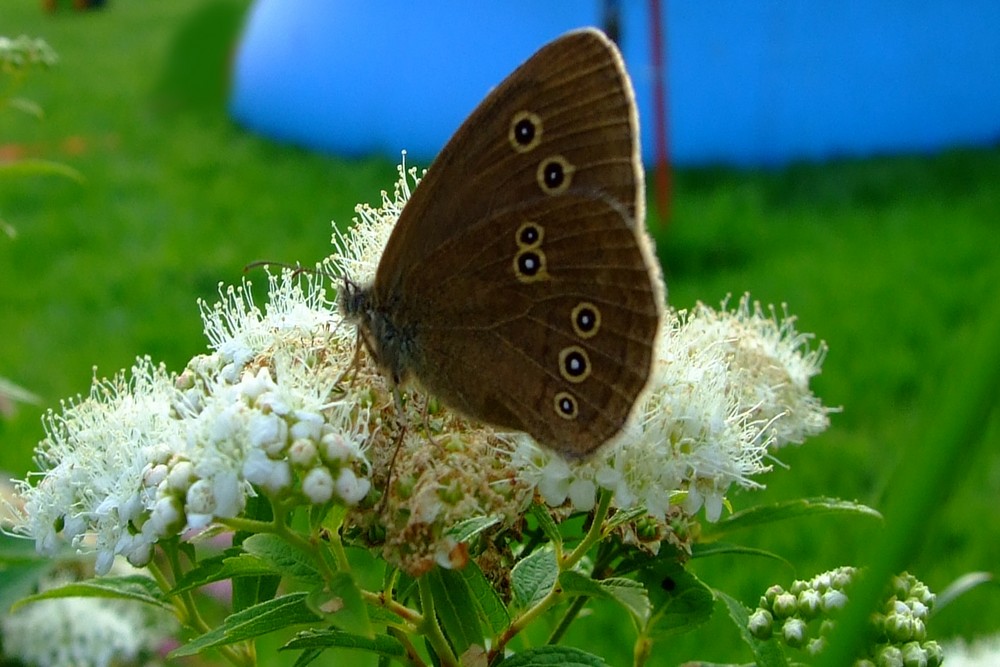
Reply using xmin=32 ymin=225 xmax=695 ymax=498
xmin=341 ymin=28 xmax=663 ymax=459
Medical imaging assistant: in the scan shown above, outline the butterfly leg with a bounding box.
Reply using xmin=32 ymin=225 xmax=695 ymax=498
xmin=377 ymin=383 xmax=410 ymax=514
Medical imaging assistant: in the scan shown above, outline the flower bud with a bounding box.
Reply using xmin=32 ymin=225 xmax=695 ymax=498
xmin=288 ymin=438 xmax=318 ymax=467
xmin=774 ymin=592 xmax=798 ymax=618
xmin=797 ymin=588 xmax=822 ymax=619
xmin=884 ymin=612 xmax=915 ymax=643
xmin=302 ymin=466 xmax=334 ymax=504
xmin=781 ymin=617 xmax=807 ymax=648
xmin=922 ymin=641 xmax=943 ymax=667
xmin=748 ymin=608 xmax=773 ymax=639
xmin=821 ymin=588 xmax=848 ymax=611
xmin=901 ymin=641 xmax=927 ymax=667
xmin=876 ymin=645 xmax=904 ymax=667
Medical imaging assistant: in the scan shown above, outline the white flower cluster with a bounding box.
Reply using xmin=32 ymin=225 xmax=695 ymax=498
xmin=12 ymin=271 xmax=371 ymax=574
xmin=10 ymin=156 xmax=832 ymax=576
xmin=0 ymin=569 xmax=176 ymax=667
xmin=512 ymin=294 xmax=832 ymax=522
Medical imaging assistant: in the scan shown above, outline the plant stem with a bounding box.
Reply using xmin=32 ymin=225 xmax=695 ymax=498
xmin=563 ymin=488 xmax=613 ymax=568
xmin=547 ymin=594 xmax=588 ymax=645
xmin=416 ymin=575 xmax=459 ymax=667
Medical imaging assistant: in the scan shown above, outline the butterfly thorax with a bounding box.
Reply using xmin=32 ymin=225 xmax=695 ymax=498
xmin=338 ymin=279 xmax=415 ymax=385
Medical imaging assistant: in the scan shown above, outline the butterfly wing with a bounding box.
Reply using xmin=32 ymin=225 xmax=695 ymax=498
xmin=375 ymin=28 xmax=644 ymax=296
xmin=369 ymin=28 xmax=662 ymax=457
xmin=400 ymin=193 xmax=661 ymax=457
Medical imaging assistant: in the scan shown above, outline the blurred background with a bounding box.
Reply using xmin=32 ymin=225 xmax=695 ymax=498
xmin=2 ymin=1 xmax=998 ymax=664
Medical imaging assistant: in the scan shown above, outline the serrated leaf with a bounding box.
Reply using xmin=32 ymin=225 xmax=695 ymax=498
xmin=283 ymin=628 xmax=407 ymax=657
xmin=601 ymin=578 xmax=651 ymax=624
xmin=717 ymin=591 xmax=789 ymax=667
xmin=703 ymin=497 xmax=882 ymax=538
xmin=309 ymin=571 xmax=372 ymax=638
xmin=638 ymin=563 xmax=714 ymax=639
xmin=11 ymin=575 xmax=169 ymax=612
xmin=446 ymin=514 xmax=503 ymax=543
xmin=530 ymin=502 xmax=562 ymax=545
xmin=460 ymin=559 xmax=510 ymax=635
xmin=691 ymin=542 xmax=792 ymax=568
xmin=496 ymin=644 xmax=610 ymax=666
xmin=172 ymin=551 xmax=275 ymax=594
xmin=511 ymin=546 xmax=557 ymax=611
xmin=557 ymin=572 xmax=650 ymax=624
xmin=242 ymin=533 xmax=322 ymax=583
xmin=426 ymin=568 xmax=484 ymax=655
xmin=170 ymin=592 xmax=322 ymax=657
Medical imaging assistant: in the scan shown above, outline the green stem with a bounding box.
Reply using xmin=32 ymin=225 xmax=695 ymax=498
xmin=416 ymin=576 xmax=459 ymax=667
xmin=563 ymin=488 xmax=613 ymax=568
xmin=547 ymin=595 xmax=588 ymax=645
xmin=154 ymin=547 xmax=254 ymax=667
xmin=387 ymin=626 xmax=428 ymax=667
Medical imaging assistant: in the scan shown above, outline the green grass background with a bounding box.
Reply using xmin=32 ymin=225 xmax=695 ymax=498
xmin=2 ymin=1 xmax=998 ymax=664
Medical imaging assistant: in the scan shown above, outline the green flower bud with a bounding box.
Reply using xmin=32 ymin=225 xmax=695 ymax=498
xmin=763 ymin=584 xmax=784 ymax=608
xmin=781 ymin=618 xmax=808 ymax=648
xmin=876 ymin=645 xmax=904 ymax=667
xmin=884 ymin=612 xmax=915 ymax=643
xmin=774 ymin=592 xmax=798 ymax=619
xmin=922 ymin=641 xmax=943 ymax=667
xmin=901 ymin=641 xmax=927 ymax=667
xmin=798 ymin=588 xmax=822 ymax=619
xmin=748 ymin=608 xmax=773 ymax=640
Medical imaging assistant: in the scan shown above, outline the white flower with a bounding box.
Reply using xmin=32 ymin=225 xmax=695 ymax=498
xmin=10 ymin=267 xmax=375 ymax=569
xmin=327 ymin=154 xmax=420 ymax=287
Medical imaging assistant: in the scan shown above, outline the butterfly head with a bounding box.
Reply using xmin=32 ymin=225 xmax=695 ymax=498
xmin=338 ymin=278 xmax=413 ymax=385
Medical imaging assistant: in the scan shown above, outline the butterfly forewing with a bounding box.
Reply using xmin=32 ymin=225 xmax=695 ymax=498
xmin=355 ymin=28 xmax=663 ymax=458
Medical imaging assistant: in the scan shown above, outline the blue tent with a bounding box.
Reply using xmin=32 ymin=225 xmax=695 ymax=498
xmin=230 ymin=0 xmax=1000 ymax=167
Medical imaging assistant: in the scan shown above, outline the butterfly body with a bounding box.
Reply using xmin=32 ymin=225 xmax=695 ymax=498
xmin=340 ymin=28 xmax=663 ymax=459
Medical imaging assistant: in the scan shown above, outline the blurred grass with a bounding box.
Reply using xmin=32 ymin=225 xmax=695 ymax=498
xmin=1 ymin=1 xmax=998 ymax=664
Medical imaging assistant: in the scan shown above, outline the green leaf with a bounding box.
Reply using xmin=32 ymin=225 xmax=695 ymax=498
xmin=8 ymin=97 xmax=44 ymax=119
xmin=496 ymin=645 xmax=610 ymax=666
xmin=601 ymin=578 xmax=652 ymax=624
xmin=717 ymin=591 xmax=788 ymax=667
xmin=459 ymin=559 xmax=510 ymax=635
xmin=291 ymin=647 xmax=323 ymax=667
xmin=232 ymin=495 xmax=280 ymax=612
xmin=604 ymin=505 xmax=650 ymax=531
xmin=691 ymin=541 xmax=792 ymax=567
xmin=426 ymin=568 xmax=484 ymax=655
xmin=308 ymin=571 xmax=372 ymax=638
xmin=282 ymin=628 xmax=406 ymax=658
xmin=638 ymin=563 xmax=714 ymax=639
xmin=242 ymin=533 xmax=322 ymax=583
xmin=934 ymin=571 xmax=996 ymax=613
xmin=558 ymin=572 xmax=650 ymax=624
xmin=530 ymin=502 xmax=562 ymax=546
xmin=446 ymin=514 xmax=503 ymax=543
xmin=11 ymin=575 xmax=169 ymax=612
xmin=172 ymin=551 xmax=275 ymax=594
xmin=0 ymin=159 xmax=84 ymax=183
xmin=170 ymin=592 xmax=322 ymax=657
xmin=511 ymin=546 xmax=558 ymax=611
xmin=703 ymin=497 xmax=882 ymax=538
